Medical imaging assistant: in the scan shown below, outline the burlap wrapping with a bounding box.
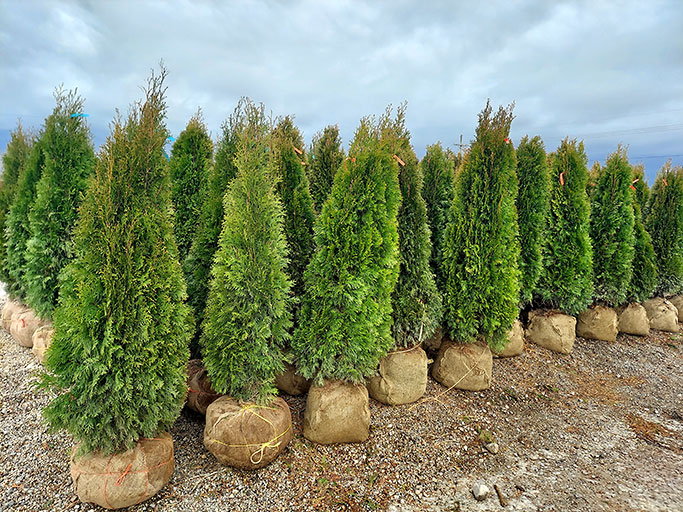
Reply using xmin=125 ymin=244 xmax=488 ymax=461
xmin=422 ymin=326 xmax=444 ymax=353
xmin=669 ymin=295 xmax=683 ymax=322
xmin=303 ymin=380 xmax=370 ymax=444
xmin=431 ymin=341 xmax=492 ymax=391
xmin=367 ymin=345 xmax=428 ymax=405
xmin=275 ymin=362 xmax=311 ymax=396
xmin=70 ymin=433 xmax=174 ymax=510
xmin=204 ymin=396 xmax=292 ymax=469
xmin=1 ymin=300 xmax=27 ymax=332
xmin=31 ymin=325 xmax=54 ymax=363
xmin=10 ymin=308 xmax=48 ymax=348
xmin=494 ymin=319 xmax=525 ymax=358
xmin=525 ymin=310 xmax=576 ymax=354
xmin=643 ymin=298 xmax=679 ymax=332
xmin=617 ymin=303 xmax=650 ymax=336
xmin=576 ymin=305 xmax=618 ymax=342
xmin=185 ymin=359 xmax=221 ymax=415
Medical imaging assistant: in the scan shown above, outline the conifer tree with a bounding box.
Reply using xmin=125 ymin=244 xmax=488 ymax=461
xmin=201 ymin=119 xmax=292 ymax=404
xmin=589 ymin=146 xmax=635 ymax=306
xmin=23 ymin=90 xmax=96 ymax=318
xmin=183 ymin=98 xmax=265 ymax=338
xmin=0 ymin=122 xmax=33 ymax=284
xmin=271 ymin=116 xmax=315 ymax=297
xmin=40 ymin=68 xmax=191 ymax=455
xmin=292 ymin=119 xmax=400 ymax=384
xmin=379 ymin=106 xmax=441 ymax=347
xmin=169 ymin=111 xmax=213 ymax=261
xmin=632 ymin=163 xmax=650 ymax=217
xmin=421 ymin=142 xmax=455 ymax=288
xmin=441 ymin=102 xmax=519 ymax=351
xmin=628 ymin=196 xmax=658 ymax=303
xmin=537 ymin=138 xmax=593 ymax=314
xmin=647 ymin=162 xmax=683 ymax=295
xmin=307 ymin=125 xmax=345 ymax=213
xmin=516 ymin=135 xmax=550 ymax=306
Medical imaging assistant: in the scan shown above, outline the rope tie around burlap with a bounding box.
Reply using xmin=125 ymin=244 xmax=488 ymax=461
xmin=207 ymin=403 xmax=291 ymax=466
xmin=71 ymin=437 xmax=173 ymax=510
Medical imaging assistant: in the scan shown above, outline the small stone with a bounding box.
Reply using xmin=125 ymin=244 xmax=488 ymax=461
xmin=472 ymin=482 xmax=490 ymax=501
xmin=485 ymin=442 xmax=499 ymax=454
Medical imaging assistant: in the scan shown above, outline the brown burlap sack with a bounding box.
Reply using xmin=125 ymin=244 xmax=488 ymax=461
xmin=275 ymin=362 xmax=311 ymax=396
xmin=493 ymin=320 xmax=524 ymax=358
xmin=576 ymin=305 xmax=618 ymax=342
xmin=422 ymin=326 xmax=444 ymax=353
xmin=185 ymin=360 xmax=221 ymax=415
xmin=367 ymin=345 xmax=428 ymax=405
xmin=304 ymin=380 xmax=370 ymax=444
xmin=525 ymin=310 xmax=576 ymax=354
xmin=617 ymin=303 xmax=650 ymax=336
xmin=669 ymin=295 xmax=683 ymax=322
xmin=643 ymin=298 xmax=679 ymax=332
xmin=431 ymin=341 xmax=492 ymax=391
xmin=2 ymin=300 xmax=27 ymax=332
xmin=70 ymin=433 xmax=174 ymax=510
xmin=204 ymin=396 xmax=292 ymax=469
xmin=10 ymin=308 xmax=48 ymax=348
xmin=31 ymin=325 xmax=54 ymax=363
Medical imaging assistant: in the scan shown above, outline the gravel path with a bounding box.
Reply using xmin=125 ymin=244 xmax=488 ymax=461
xmin=0 ymin=291 xmax=681 ymax=511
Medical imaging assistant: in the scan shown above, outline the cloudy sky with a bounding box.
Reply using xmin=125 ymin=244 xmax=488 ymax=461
xmin=1 ymin=0 xmax=681 ymax=181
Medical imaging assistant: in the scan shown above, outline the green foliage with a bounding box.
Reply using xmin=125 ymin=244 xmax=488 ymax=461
xmin=379 ymin=106 xmax=441 ymax=348
xmin=646 ymin=162 xmax=683 ymax=295
xmin=292 ymin=119 xmax=400 ymax=384
xmin=201 ymin=121 xmax=292 ymax=404
xmin=24 ymin=89 xmax=96 ymax=319
xmin=0 ymin=122 xmax=33 ymax=284
xmin=632 ymin=163 xmax=650 ymax=218
xmin=308 ymin=125 xmax=345 ymax=213
xmin=183 ymin=98 xmax=265 ymax=346
xmin=421 ymin=142 xmax=455 ymax=288
xmin=589 ymin=146 xmax=634 ymax=306
xmin=271 ymin=116 xmax=316 ymax=298
xmin=628 ymin=199 xmax=657 ymax=303
xmin=40 ymin=68 xmax=191 ymax=456
xmin=441 ymin=101 xmax=520 ymax=351
xmin=169 ymin=111 xmax=213 ymax=261
xmin=516 ymin=135 xmax=550 ymax=306
xmin=537 ymin=138 xmax=593 ymax=314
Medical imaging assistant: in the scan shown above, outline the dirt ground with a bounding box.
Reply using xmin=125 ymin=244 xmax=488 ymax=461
xmin=0 ymin=312 xmax=681 ymax=511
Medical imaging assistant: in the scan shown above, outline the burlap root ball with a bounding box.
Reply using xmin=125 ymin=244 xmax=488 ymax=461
xmin=576 ymin=305 xmax=618 ymax=342
xmin=422 ymin=326 xmax=444 ymax=354
xmin=10 ymin=308 xmax=48 ymax=348
xmin=643 ymin=298 xmax=679 ymax=333
xmin=617 ymin=303 xmax=650 ymax=336
xmin=70 ymin=433 xmax=174 ymax=510
xmin=2 ymin=300 xmax=27 ymax=332
xmin=275 ymin=361 xmax=311 ymax=396
xmin=525 ymin=310 xmax=576 ymax=354
xmin=367 ymin=345 xmax=428 ymax=405
xmin=31 ymin=325 xmax=54 ymax=363
xmin=185 ymin=359 xmax=221 ymax=415
xmin=204 ymin=396 xmax=293 ymax=469
xmin=669 ymin=295 xmax=683 ymax=322
xmin=304 ymin=380 xmax=370 ymax=444
xmin=431 ymin=341 xmax=493 ymax=391
xmin=493 ymin=319 xmax=525 ymax=358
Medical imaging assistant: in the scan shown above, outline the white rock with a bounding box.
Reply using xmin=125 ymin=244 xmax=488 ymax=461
xmin=485 ymin=442 xmax=500 ymax=454
xmin=472 ymin=482 xmax=490 ymax=501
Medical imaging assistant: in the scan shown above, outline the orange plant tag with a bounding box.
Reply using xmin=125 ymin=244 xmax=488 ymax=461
xmin=663 ymin=178 xmax=668 ymax=186
xmin=293 ymin=146 xmax=303 ymax=155
xmin=393 ymin=155 xmax=405 ymax=166
xmin=559 ymin=172 xmax=565 ymax=186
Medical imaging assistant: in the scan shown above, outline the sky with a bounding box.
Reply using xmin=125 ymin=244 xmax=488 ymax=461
xmin=1 ymin=0 xmax=682 ymax=182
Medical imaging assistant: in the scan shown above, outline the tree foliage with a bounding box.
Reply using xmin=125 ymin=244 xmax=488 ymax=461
xmin=201 ymin=119 xmax=292 ymax=404
xmin=40 ymin=68 xmax=191 ymax=456
xmin=169 ymin=111 xmax=213 ymax=261
xmin=421 ymin=142 xmax=455 ymax=289
xmin=646 ymin=162 xmax=683 ymax=296
xmin=307 ymin=125 xmax=345 ymax=213
xmin=23 ymin=89 xmax=96 ymax=318
xmin=632 ymin=163 xmax=650 ymax=218
xmin=537 ymin=138 xmax=593 ymax=314
xmin=292 ymin=118 xmax=400 ymax=384
xmin=589 ymin=146 xmax=634 ymax=306
xmin=441 ymin=101 xmax=519 ymax=351
xmin=515 ymin=135 xmax=550 ymax=306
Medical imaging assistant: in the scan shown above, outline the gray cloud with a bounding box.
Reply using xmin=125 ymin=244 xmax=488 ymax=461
xmin=1 ymin=0 xmax=681 ymax=181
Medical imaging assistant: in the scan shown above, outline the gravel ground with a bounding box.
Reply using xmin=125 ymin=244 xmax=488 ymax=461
xmin=0 ymin=291 xmax=681 ymax=511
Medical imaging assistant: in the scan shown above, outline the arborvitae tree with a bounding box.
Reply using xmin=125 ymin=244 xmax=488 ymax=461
xmin=292 ymin=120 xmax=400 ymax=384
xmin=537 ymin=138 xmax=593 ymax=314
xmin=183 ymin=98 xmax=265 ymax=341
xmin=23 ymin=90 xmax=96 ymax=318
xmin=587 ymin=161 xmax=601 ymax=200
xmin=516 ymin=135 xmax=550 ymax=306
xmin=201 ymin=120 xmax=292 ymax=404
xmin=589 ymin=147 xmax=635 ymax=306
xmin=628 ymin=199 xmax=658 ymax=303
xmin=647 ymin=162 xmax=683 ymax=295
xmin=169 ymin=111 xmax=213 ymax=261
xmin=421 ymin=142 xmax=455 ymax=288
xmin=307 ymin=125 xmax=345 ymax=213
xmin=632 ymin=163 xmax=650 ymax=217
xmin=40 ymin=68 xmax=191 ymax=455
xmin=379 ymin=106 xmax=441 ymax=347
xmin=441 ymin=102 xmax=519 ymax=351
xmin=0 ymin=122 xmax=33 ymax=284
xmin=271 ymin=116 xmax=316 ymax=297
